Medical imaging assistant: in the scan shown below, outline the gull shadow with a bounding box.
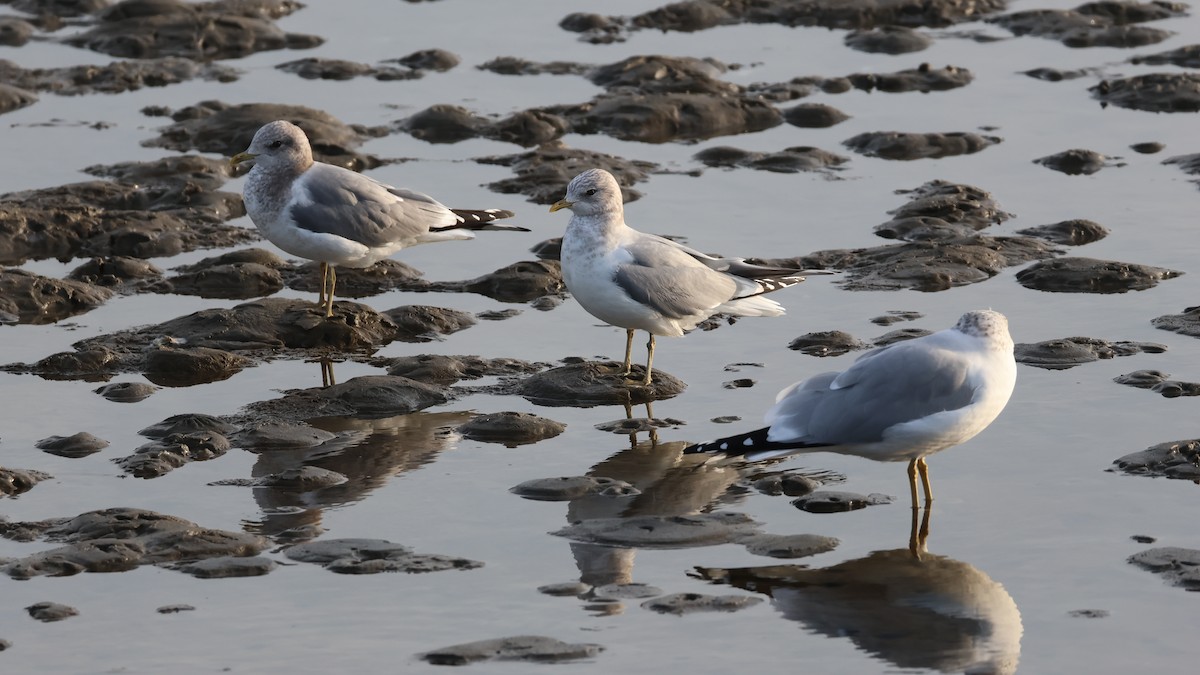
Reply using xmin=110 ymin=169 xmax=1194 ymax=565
xmin=693 ymin=508 xmax=1023 ymax=674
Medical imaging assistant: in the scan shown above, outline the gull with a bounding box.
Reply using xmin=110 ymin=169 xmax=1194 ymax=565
xmin=549 ymin=168 xmax=815 ymax=385
xmin=230 ymin=120 xmax=525 ymax=316
xmin=684 ymin=310 xmax=1017 ymax=507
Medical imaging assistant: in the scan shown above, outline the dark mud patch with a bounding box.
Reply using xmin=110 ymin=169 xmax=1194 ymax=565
xmin=641 ymin=592 xmax=762 ymax=615
xmin=481 ymin=142 xmax=658 ymax=204
xmin=1131 ymin=43 xmax=1200 ymax=67
xmin=0 ymin=57 xmax=238 ymax=97
xmin=68 ymin=256 xmax=165 ymax=291
xmin=1034 ymin=149 xmax=1119 ymax=175
xmin=782 ymin=103 xmax=850 ymax=128
xmin=114 ymin=431 xmax=230 ymax=478
xmin=1016 ymin=257 xmax=1182 ymax=293
xmin=1 ymin=508 xmax=269 ymax=579
xmin=424 ymin=260 xmax=565 ymax=304
xmin=241 ymin=375 xmax=449 ymax=421
xmin=1016 ymin=219 xmax=1109 ymax=246
xmin=513 ymin=361 xmax=687 ymax=406
xmin=552 ymin=512 xmax=760 ymax=548
xmin=0 ymin=154 xmax=250 ymax=266
xmin=384 ymin=354 xmax=544 ymax=386
xmin=277 ymin=48 xmax=459 ymax=81
xmin=577 ymin=0 xmax=1007 ymax=42
xmin=511 ymin=476 xmax=639 ymax=501
xmin=1111 ymin=439 xmax=1200 ymax=479
xmin=148 ymin=101 xmax=387 ymax=170
xmin=844 ymin=131 xmax=1001 ymax=161
xmin=141 ymin=413 xmax=238 ymax=439
xmin=419 ymin=635 xmax=603 ymax=666
xmin=1091 ymin=73 xmax=1200 ymax=113
xmin=176 ymin=555 xmax=277 ymax=579
xmin=150 ymin=248 xmax=288 ymax=300
xmin=0 ymin=268 xmax=111 ymax=324
xmin=64 ymin=0 xmax=322 ymax=61
xmin=1114 ymin=370 xmax=1200 ymax=398
xmin=1152 ymin=305 xmax=1200 ymax=338
xmin=36 ymin=432 xmax=109 ymax=458
xmin=694 ymin=145 xmax=848 ymax=173
xmin=845 ymin=26 xmax=932 ymax=53
xmin=26 ymin=602 xmax=78 ymax=622
xmin=593 ymin=415 xmax=685 ymax=434
xmin=1128 ymin=547 xmax=1200 ymax=589
xmin=788 ymin=330 xmax=870 ymax=356
xmin=457 ymin=411 xmax=566 ymax=446
xmin=94 ymin=381 xmax=160 ymax=402
xmin=1022 ymin=67 xmax=1095 ymax=81
xmin=990 ymin=3 xmax=1180 ymax=48
xmin=3 ymin=299 xmax=424 ymax=383
xmin=285 ymin=538 xmax=483 ymax=574
xmin=1015 ymin=337 xmax=1166 ymax=369
xmin=0 ymin=81 xmax=37 ymax=115
xmin=739 ymin=533 xmax=840 ymax=559
xmin=0 ymin=467 xmax=51 ymax=497
xmin=793 ymin=491 xmax=894 ymax=513
xmin=1161 ymin=153 xmax=1200 ymax=189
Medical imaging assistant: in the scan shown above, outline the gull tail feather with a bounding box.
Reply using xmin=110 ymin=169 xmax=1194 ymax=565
xmin=434 ymin=208 xmax=529 ymax=232
xmin=684 ymin=427 xmax=832 ymax=463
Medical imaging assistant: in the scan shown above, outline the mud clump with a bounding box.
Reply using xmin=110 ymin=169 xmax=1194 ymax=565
xmin=36 ymin=432 xmax=110 ymax=458
xmin=1111 ymin=439 xmax=1200 ymax=479
xmin=114 ymin=431 xmax=231 ymax=478
xmin=844 ymin=26 xmax=932 ymax=54
xmin=1015 ymin=338 xmax=1166 ymax=369
xmin=782 ymin=103 xmax=850 ymax=128
xmin=481 ymin=142 xmax=657 ymax=204
xmin=64 ymin=0 xmax=323 ymax=61
xmin=552 ymin=512 xmax=761 ymax=548
xmin=990 ymin=4 xmax=1180 ymax=48
xmin=1129 ymin=547 xmax=1200 ymax=589
xmin=1 ymin=508 xmax=269 ymax=579
xmin=694 ymin=146 xmax=848 ymax=173
xmin=510 ymin=476 xmax=639 ymax=501
xmin=285 ymin=538 xmax=483 ymax=574
xmin=1114 ymin=370 xmax=1200 ymax=398
xmin=1091 ymin=73 xmax=1200 ymax=113
xmin=640 ymin=592 xmax=762 ymax=615
xmin=277 ymin=48 xmax=459 ymax=81
xmin=420 ymin=636 xmax=604 ymax=666
xmin=1016 ymin=219 xmax=1109 ymax=246
xmin=385 ymin=354 xmax=542 ymax=386
xmin=0 ymin=467 xmax=51 ymax=497
xmin=515 ymin=361 xmax=687 ymax=406
xmin=457 ymin=412 xmax=566 ymax=446
xmin=789 ymin=330 xmax=870 ymax=357
xmin=0 ymin=57 xmax=238 ymax=97
xmin=844 ymin=131 xmax=1000 ymax=161
xmin=26 ymin=602 xmax=78 ymax=622
xmin=1016 ymin=257 xmax=1182 ymax=293
xmin=148 ymin=101 xmax=386 ymax=170
xmin=793 ymin=491 xmax=893 ymax=513
xmin=1034 ymin=149 xmax=1116 ymax=175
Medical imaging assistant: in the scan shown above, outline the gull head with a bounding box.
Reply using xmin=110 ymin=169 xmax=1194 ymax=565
xmin=549 ymin=168 xmax=624 ymax=217
xmin=230 ymin=120 xmax=313 ymax=171
xmin=954 ymin=309 xmax=1012 ymax=345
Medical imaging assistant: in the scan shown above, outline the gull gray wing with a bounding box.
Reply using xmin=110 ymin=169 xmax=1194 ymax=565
xmin=287 ymin=164 xmax=456 ymax=248
xmin=767 ymin=340 xmax=978 ymax=445
xmin=613 ymin=237 xmax=738 ymax=319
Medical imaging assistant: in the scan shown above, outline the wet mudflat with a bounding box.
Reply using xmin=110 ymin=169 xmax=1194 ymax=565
xmin=3 ymin=0 xmax=1200 ymax=672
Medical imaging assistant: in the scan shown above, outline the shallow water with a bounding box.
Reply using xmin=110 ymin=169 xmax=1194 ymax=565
xmin=3 ymin=0 xmax=1200 ymax=672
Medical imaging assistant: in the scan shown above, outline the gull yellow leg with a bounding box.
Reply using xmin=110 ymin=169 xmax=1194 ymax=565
xmin=324 ymin=266 xmax=337 ymax=317
xmin=621 ymin=329 xmax=635 ymax=376
xmin=917 ymin=457 xmax=933 ymax=505
xmin=641 ymin=333 xmax=655 ymax=386
xmin=318 ymin=263 xmax=329 ymax=308
xmin=906 ymin=459 xmax=920 ymax=510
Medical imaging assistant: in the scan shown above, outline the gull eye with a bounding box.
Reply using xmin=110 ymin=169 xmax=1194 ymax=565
xmin=585 ymin=188 xmax=597 ymax=196
xmin=269 ymin=140 xmax=283 ymax=149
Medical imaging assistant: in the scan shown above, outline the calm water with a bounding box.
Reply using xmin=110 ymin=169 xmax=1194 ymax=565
xmin=2 ymin=0 xmax=1199 ymax=672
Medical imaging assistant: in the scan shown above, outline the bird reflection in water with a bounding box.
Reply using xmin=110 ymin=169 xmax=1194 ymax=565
xmin=694 ymin=508 xmax=1023 ymax=675
xmin=242 ymin=410 xmax=473 ymax=544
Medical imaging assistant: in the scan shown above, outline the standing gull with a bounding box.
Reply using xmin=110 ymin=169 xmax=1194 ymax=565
xmin=684 ymin=310 xmax=1017 ymax=507
xmin=549 ymin=168 xmax=814 ymax=385
xmin=230 ymin=120 xmax=525 ymax=316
